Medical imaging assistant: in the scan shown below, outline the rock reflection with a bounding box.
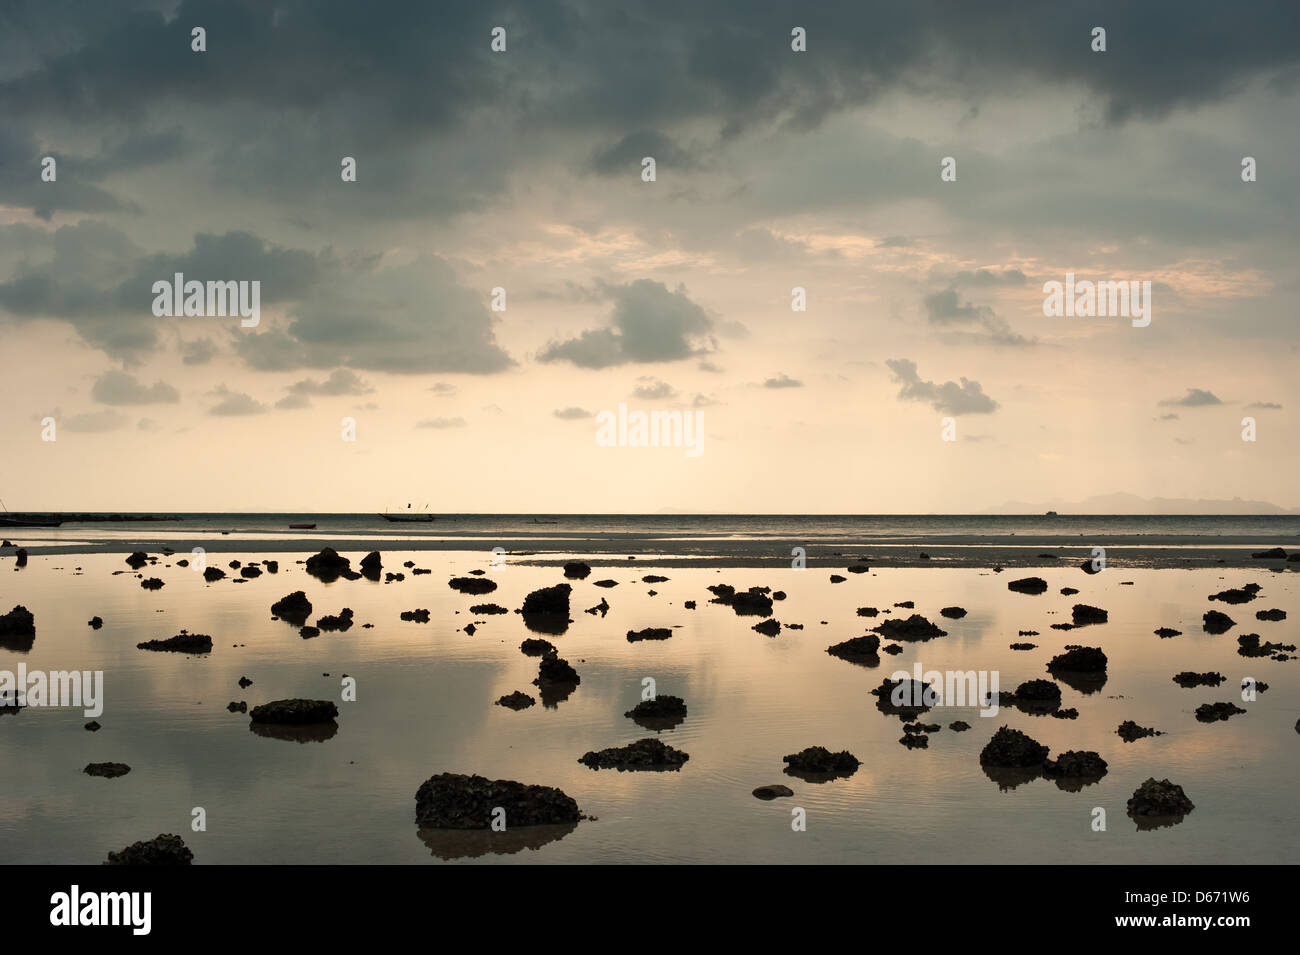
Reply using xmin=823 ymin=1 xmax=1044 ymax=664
xmin=417 ymin=822 xmax=578 ymax=859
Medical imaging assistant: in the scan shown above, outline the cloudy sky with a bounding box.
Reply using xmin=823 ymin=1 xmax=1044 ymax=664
xmin=1 ymin=0 xmax=1298 ymax=513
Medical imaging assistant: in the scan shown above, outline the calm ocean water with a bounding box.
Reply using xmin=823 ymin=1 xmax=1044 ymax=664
xmin=11 ymin=512 xmax=1300 ymax=546
xmin=1 ymin=547 xmax=1296 ymax=864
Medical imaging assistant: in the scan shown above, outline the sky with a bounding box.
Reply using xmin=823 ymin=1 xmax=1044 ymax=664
xmin=1 ymin=0 xmax=1298 ymax=514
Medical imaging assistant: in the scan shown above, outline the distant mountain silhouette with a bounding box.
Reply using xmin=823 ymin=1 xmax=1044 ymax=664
xmin=986 ymin=492 xmax=1299 ymax=515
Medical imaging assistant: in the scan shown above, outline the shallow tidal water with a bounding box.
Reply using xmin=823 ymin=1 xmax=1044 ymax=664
xmin=1 ymin=549 xmax=1297 ymax=864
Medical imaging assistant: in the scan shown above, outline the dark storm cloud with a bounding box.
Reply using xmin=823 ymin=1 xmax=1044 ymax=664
xmin=590 ymin=131 xmax=698 ymax=176
xmin=2 ymin=1 xmax=1292 ymax=205
xmin=886 ymin=358 xmax=998 ymax=415
xmin=235 ymin=257 xmax=513 ymax=374
xmin=0 ymin=222 xmax=513 ymax=372
xmin=553 ymin=407 xmax=593 ymax=420
xmin=922 ymin=288 xmax=1035 ymax=347
xmin=285 ymin=370 xmax=374 ymax=397
xmin=538 ymin=279 xmax=713 ymax=369
xmin=0 ymin=223 xmax=323 ymax=357
xmin=208 ymin=384 xmax=266 ymax=416
xmin=91 ymin=369 xmax=179 ymax=405
xmin=763 ymin=373 xmax=802 ymax=389
xmin=1160 ymin=388 xmax=1223 ymax=407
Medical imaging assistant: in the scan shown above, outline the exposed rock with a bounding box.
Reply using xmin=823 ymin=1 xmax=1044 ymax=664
xmin=563 ymin=561 xmax=591 ymax=579
xmin=1071 ymin=604 xmax=1108 ymax=625
xmin=579 ymin=737 xmax=689 ymax=771
xmin=1060 ymin=587 xmax=1079 ymax=596
xmin=85 ymin=762 xmax=131 ymax=778
xmin=949 ymin=720 xmax=971 ymax=731
xmin=1052 ymin=708 xmax=1079 ymax=720
xmin=1009 ymin=642 xmax=1036 ymax=650
xmin=871 ymin=614 xmax=947 ymax=642
xmin=85 ymin=720 xmax=101 ymax=731
xmin=264 ymin=560 xmax=279 ymax=573
xmin=1237 ymin=632 xmax=1297 ymax=658
xmin=470 ymin=603 xmax=509 ymax=615
xmin=871 ymin=677 xmax=934 ymax=714
xmin=316 ymin=608 xmax=354 ymax=632
xmin=1195 ymin=701 xmax=1247 ymax=722
xmin=732 ymin=589 xmax=774 ymax=616
xmin=1251 ymin=548 xmax=1286 ymax=559
xmin=1043 ymin=750 xmax=1108 ymax=778
xmin=1256 ymin=608 xmax=1286 ymax=621
xmin=125 ymin=552 xmax=149 ymax=569
xmin=240 ymin=566 xmax=261 ymax=579
xmin=752 ymin=618 xmax=781 ymax=637
xmin=226 ymin=701 xmax=248 ymax=713
xmin=1171 ymin=671 xmax=1226 ymax=688
xmin=1007 ymin=576 xmax=1048 ymax=594
xmin=1154 ymin=627 xmax=1181 ymax=638
xmin=414 ymin=773 xmax=580 ymax=828
xmin=519 ymin=584 xmax=572 ymax=634
xmin=1117 ymin=720 xmax=1162 ymax=742
xmin=496 ymin=692 xmax=536 ymax=710
xmin=752 ymin=784 xmax=794 ymax=800
xmin=899 ymin=734 xmax=929 ymax=749
xmin=1209 ymin=587 xmax=1257 ymax=605
xmin=939 ymin=606 xmax=967 ymax=619
xmin=202 ymin=567 xmax=226 ymax=582
xmin=104 ymin=833 xmax=193 ymax=865
xmin=238 ymin=676 xmax=252 ymax=688
xmin=299 ymin=626 xmax=320 ymax=639
xmin=593 ymin=579 xmax=619 ymax=588
xmin=627 ymin=627 xmax=672 ymax=642
xmin=249 ymin=699 xmax=339 ymax=724
xmin=139 ymin=577 xmax=164 ymax=591
xmin=1048 ymin=645 xmax=1107 ymax=672
xmin=136 ymin=631 xmax=212 ymax=653
xmin=449 ymin=576 xmax=497 ymax=595
xmin=585 ymin=598 xmax=610 ymax=616
xmin=847 ymin=564 xmax=870 ymax=574
xmin=979 ymin=726 xmax=1049 ymax=767
xmin=782 ymin=746 xmax=860 ymax=780
xmin=271 ymin=591 xmax=312 ymax=625
xmin=534 ymin=655 xmax=580 ymax=686
xmin=305 ymin=547 xmax=353 ymax=582
xmin=1014 ymin=679 xmax=1062 ymax=708
xmin=520 ymin=638 xmax=556 ymax=657
xmin=1203 ymin=610 xmax=1235 ymax=634
xmin=359 ymin=551 xmax=382 ymax=580
xmin=829 ymin=574 xmax=846 ymax=583
xmin=684 ymin=600 xmax=696 ymax=609
xmin=894 ymin=601 xmax=915 ymax=609
xmin=856 ymin=607 xmax=879 ymax=617
xmin=0 ymin=605 xmax=37 ymax=651
xmin=1080 ymin=558 xmax=1101 ymax=574
xmin=624 ymin=695 xmax=687 ymax=720
xmin=400 ymin=609 xmax=430 ymax=623
xmin=826 ymin=634 xmax=881 ymax=662
xmin=1127 ymin=778 xmax=1194 ymax=817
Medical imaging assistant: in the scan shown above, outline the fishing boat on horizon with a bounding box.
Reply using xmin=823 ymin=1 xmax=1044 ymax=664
xmin=380 ymin=504 xmax=435 ymax=523
xmin=0 ymin=497 xmax=63 ymax=527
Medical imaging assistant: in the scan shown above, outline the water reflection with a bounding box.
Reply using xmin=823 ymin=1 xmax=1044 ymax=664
xmin=417 ymin=822 xmax=578 ymax=859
